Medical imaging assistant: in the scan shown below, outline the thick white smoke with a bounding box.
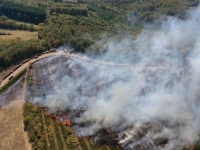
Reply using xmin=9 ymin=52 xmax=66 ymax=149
xmin=32 ymin=6 xmax=200 ymax=149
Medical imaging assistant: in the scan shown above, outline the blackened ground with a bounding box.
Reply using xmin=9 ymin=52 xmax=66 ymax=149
xmin=0 ymin=77 xmax=24 ymax=107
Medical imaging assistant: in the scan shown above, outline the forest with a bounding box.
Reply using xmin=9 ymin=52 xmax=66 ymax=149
xmin=0 ymin=38 xmax=46 ymax=69
xmin=0 ymin=0 xmax=199 ymax=69
xmin=0 ymin=1 xmax=46 ymax=24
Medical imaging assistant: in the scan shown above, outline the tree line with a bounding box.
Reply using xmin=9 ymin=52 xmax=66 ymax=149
xmin=87 ymin=3 xmax=115 ymax=21
xmin=50 ymin=6 xmax=88 ymax=17
xmin=0 ymin=1 xmax=46 ymax=24
xmin=0 ymin=19 xmax=37 ymax=31
xmin=0 ymin=38 xmax=46 ymax=69
xmin=38 ymin=13 xmax=107 ymax=52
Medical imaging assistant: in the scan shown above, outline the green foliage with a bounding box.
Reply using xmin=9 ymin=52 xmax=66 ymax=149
xmin=0 ymin=1 xmax=46 ymax=24
xmin=52 ymin=119 xmax=64 ymax=149
xmin=0 ymin=19 xmax=37 ymax=31
xmin=0 ymin=0 xmax=199 ymax=69
xmin=27 ymin=72 xmax=34 ymax=86
xmin=23 ymin=103 xmax=124 ymax=150
xmin=69 ymin=37 xmax=94 ymax=52
xmin=50 ymin=6 xmax=88 ymax=16
xmin=0 ymin=38 xmax=46 ymax=68
xmin=0 ymin=15 xmax=8 ymax=21
xmin=23 ymin=103 xmax=47 ymax=150
xmin=38 ymin=14 xmax=100 ymax=50
xmin=78 ymin=138 xmax=88 ymax=150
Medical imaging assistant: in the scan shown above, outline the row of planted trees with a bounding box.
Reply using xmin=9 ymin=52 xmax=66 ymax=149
xmin=0 ymin=19 xmax=37 ymax=31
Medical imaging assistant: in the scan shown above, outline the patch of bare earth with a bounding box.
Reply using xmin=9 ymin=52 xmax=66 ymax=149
xmin=0 ymin=99 xmax=31 ymax=150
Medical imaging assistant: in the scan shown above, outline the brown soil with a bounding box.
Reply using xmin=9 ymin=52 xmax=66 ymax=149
xmin=0 ymin=99 xmax=31 ymax=150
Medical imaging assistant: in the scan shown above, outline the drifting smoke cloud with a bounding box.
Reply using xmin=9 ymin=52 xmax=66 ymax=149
xmin=32 ymin=5 xmax=200 ymax=149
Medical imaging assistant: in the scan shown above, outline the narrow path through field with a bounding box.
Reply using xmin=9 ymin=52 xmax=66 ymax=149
xmin=58 ymin=125 xmax=68 ymax=150
xmin=50 ymin=118 xmax=60 ymax=150
xmin=41 ymin=112 xmax=50 ymax=150
xmin=21 ymin=68 xmax=31 ymax=150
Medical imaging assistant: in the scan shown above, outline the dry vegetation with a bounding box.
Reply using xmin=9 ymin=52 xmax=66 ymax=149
xmin=0 ymin=75 xmax=31 ymax=150
xmin=23 ymin=55 xmax=121 ymax=150
xmin=0 ymin=100 xmax=31 ymax=150
xmin=23 ymin=102 xmax=120 ymax=150
xmin=0 ymin=29 xmax=37 ymax=40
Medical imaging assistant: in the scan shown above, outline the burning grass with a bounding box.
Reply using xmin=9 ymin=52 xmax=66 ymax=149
xmin=23 ymin=102 xmax=120 ymax=150
xmin=25 ymin=6 xmax=200 ymax=149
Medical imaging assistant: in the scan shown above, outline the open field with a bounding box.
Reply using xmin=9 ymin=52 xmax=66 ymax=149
xmin=0 ymin=83 xmax=31 ymax=150
xmin=0 ymin=29 xmax=37 ymax=40
xmin=0 ymin=100 xmax=31 ymax=150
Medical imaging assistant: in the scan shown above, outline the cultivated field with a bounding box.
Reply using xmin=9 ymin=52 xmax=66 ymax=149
xmin=24 ymin=55 xmax=122 ymax=149
xmin=23 ymin=102 xmax=120 ymax=150
xmin=0 ymin=29 xmax=37 ymax=40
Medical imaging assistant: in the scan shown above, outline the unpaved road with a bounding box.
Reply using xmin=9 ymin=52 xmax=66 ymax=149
xmin=0 ymin=51 xmax=132 ymax=89
xmin=0 ymin=52 xmax=56 ymax=89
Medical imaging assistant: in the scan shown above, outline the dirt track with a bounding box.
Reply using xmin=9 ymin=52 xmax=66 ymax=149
xmin=0 ymin=50 xmax=127 ymax=150
xmin=0 ymin=99 xmax=31 ymax=150
xmin=0 ymin=52 xmax=56 ymax=89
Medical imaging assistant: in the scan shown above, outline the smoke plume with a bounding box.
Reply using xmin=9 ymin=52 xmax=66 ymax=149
xmin=32 ymin=6 xmax=200 ymax=149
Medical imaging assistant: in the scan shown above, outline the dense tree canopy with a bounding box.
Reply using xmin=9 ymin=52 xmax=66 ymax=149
xmin=0 ymin=1 xmax=46 ymax=24
xmin=0 ymin=38 xmax=46 ymax=68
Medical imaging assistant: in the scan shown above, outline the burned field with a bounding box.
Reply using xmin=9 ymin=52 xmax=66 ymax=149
xmin=25 ymin=55 xmax=122 ymax=149
xmin=25 ymin=53 xmax=185 ymax=150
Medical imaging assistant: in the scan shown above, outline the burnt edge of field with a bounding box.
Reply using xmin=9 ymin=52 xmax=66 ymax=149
xmin=23 ymin=102 xmax=121 ymax=150
xmin=24 ymin=55 xmax=122 ymax=149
